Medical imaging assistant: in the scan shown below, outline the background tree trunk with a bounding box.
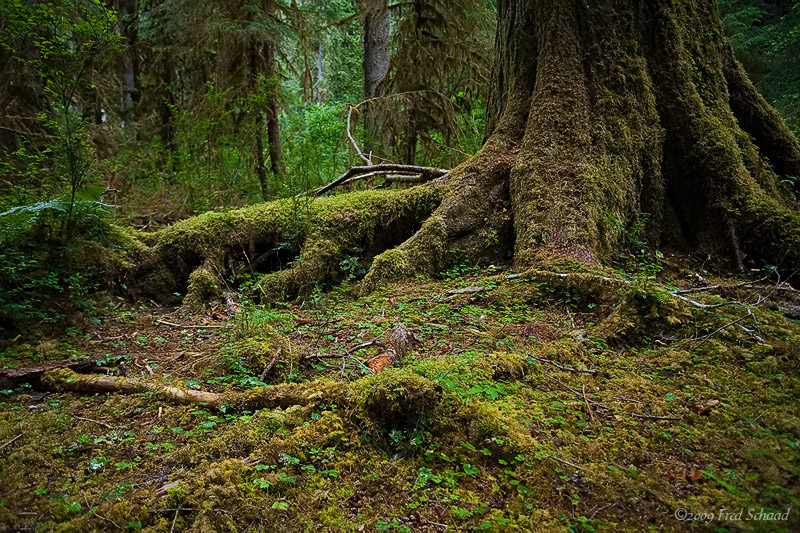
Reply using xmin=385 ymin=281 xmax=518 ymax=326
xmin=358 ymin=0 xmax=390 ymax=158
xmin=363 ymin=0 xmax=800 ymax=290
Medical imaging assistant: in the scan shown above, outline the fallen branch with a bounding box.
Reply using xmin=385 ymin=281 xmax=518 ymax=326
xmin=346 ymin=105 xmax=371 ymax=164
xmin=583 ymin=385 xmax=598 ymax=425
xmin=340 ymin=171 xmax=421 ymax=188
xmin=528 ymin=354 xmax=599 ymax=375
xmin=549 ymin=455 xmax=584 ymax=471
xmin=155 ymin=319 xmax=230 ymax=330
xmin=42 ymin=369 xmax=223 ymax=407
xmin=302 ymin=164 xmax=448 ymax=197
xmin=40 ymin=368 xmax=348 ymax=412
xmin=0 ymin=357 xmax=100 ymax=380
xmin=445 ymin=286 xmax=487 ymax=296
xmin=630 ymin=413 xmax=681 ymax=421
xmin=0 ymin=433 xmax=22 ymax=452
xmin=74 ymin=416 xmax=112 ymax=429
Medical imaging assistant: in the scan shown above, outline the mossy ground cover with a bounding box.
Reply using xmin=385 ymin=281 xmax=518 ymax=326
xmin=0 ymin=263 xmax=798 ymax=532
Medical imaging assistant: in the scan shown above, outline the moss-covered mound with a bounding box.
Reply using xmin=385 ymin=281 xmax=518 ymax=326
xmin=0 ymin=261 xmax=798 ymax=531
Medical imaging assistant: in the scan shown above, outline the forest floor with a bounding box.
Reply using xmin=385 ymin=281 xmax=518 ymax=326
xmin=0 ymin=263 xmax=798 ymax=532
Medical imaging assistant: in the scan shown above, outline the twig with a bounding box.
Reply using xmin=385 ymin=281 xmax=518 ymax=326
xmin=612 ymin=396 xmax=642 ymax=404
xmin=583 ymin=385 xmax=598 ymax=424
xmin=169 ymin=506 xmax=181 ymax=533
xmin=674 ymin=273 xmax=771 ymax=294
xmin=259 ymin=352 xmax=280 ymax=382
xmin=445 ymin=286 xmax=487 ymax=296
xmin=630 ymin=413 xmax=681 ymax=421
xmin=540 ymin=371 xmax=610 ymax=409
xmin=156 ymin=319 xmax=229 ymax=330
xmin=75 ymin=416 xmax=112 ymax=429
xmin=340 ymin=171 xmax=419 ymax=188
xmin=549 ymin=455 xmax=584 ymax=471
xmin=302 ymin=164 xmax=447 ymax=197
xmin=83 ymin=492 xmax=120 ymax=529
xmin=589 ymin=502 xmax=617 ymax=520
xmin=346 ymin=105 xmax=371 ymax=164
xmin=0 ymin=433 xmax=22 ymax=452
xmin=528 ymin=354 xmax=598 ymax=375
xmin=693 ymin=307 xmax=755 ymax=349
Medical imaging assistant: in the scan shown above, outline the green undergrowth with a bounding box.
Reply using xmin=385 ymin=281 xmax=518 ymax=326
xmin=0 ymin=264 xmax=798 ymax=531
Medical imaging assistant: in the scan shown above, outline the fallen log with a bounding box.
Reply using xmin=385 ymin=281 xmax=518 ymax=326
xmin=41 ymin=368 xmax=223 ymax=407
xmin=0 ymin=357 xmax=100 ymax=380
xmin=40 ymin=368 xmax=348 ymax=411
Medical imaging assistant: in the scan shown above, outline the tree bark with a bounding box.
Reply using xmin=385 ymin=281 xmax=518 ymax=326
xmin=362 ymin=0 xmax=800 ymax=290
xmin=358 ymin=0 xmax=390 ymax=157
xmin=264 ymin=42 xmax=287 ymax=187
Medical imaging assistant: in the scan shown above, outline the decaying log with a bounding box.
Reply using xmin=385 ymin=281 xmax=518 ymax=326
xmin=0 ymin=357 xmax=100 ymax=380
xmin=40 ymin=368 xmax=348 ymax=411
xmin=41 ymin=368 xmax=223 ymax=407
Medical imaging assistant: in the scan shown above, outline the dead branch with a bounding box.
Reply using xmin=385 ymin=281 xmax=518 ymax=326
xmin=42 ymin=368 xmax=223 ymax=407
xmin=630 ymin=413 xmax=681 ymax=421
xmin=40 ymin=368 xmax=348 ymax=412
xmin=0 ymin=434 xmax=22 ymax=452
xmin=528 ymin=354 xmax=598 ymax=375
xmin=340 ymin=171 xmax=421 ymax=188
xmin=0 ymin=357 xmax=101 ymax=380
xmin=445 ymin=286 xmax=487 ymax=296
xmin=155 ymin=319 xmax=231 ymax=330
xmin=302 ymin=164 xmax=448 ymax=197
xmin=346 ymin=105 xmax=371 ymax=164
xmin=74 ymin=416 xmax=112 ymax=429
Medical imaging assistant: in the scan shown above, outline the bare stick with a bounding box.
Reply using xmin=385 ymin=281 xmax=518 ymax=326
xmin=303 ymin=164 xmax=447 ymax=197
xmin=540 ymin=371 xmax=610 ymax=409
xmin=0 ymin=434 xmax=22 ymax=452
xmin=693 ymin=308 xmax=755 ymax=349
xmin=549 ymin=455 xmax=584 ymax=471
xmin=84 ymin=492 xmax=120 ymax=529
xmin=528 ymin=354 xmax=598 ymax=375
xmin=156 ymin=319 xmax=229 ymax=330
xmin=583 ymin=385 xmax=598 ymax=424
xmin=589 ymin=502 xmax=617 ymax=520
xmin=74 ymin=416 xmax=112 ymax=429
xmin=346 ymin=105 xmax=371 ymax=164
xmin=630 ymin=413 xmax=681 ymax=421
xmin=674 ymin=273 xmax=771 ymax=294
xmin=260 ymin=352 xmax=280 ymax=382
xmin=169 ymin=506 xmax=181 ymax=533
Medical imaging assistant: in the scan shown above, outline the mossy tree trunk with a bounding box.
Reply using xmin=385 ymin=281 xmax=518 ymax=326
xmin=133 ymin=0 xmax=800 ymax=305
xmin=363 ymin=0 xmax=800 ymax=288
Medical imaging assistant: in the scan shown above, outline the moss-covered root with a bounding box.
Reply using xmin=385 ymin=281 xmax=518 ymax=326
xmin=361 ymin=140 xmax=517 ymax=293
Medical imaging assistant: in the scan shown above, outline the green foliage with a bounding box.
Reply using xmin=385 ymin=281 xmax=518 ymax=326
xmin=0 ymin=194 xmax=135 ymax=329
xmin=720 ymin=0 xmax=800 ymax=137
xmin=0 ymin=0 xmax=121 ymax=219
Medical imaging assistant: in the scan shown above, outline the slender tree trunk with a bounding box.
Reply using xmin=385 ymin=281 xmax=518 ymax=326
xmin=358 ymin=0 xmax=390 ymax=157
xmin=363 ymin=0 xmax=800 ymax=291
xmin=117 ymin=0 xmax=140 ymax=128
xmin=249 ymin=41 xmax=270 ymax=201
xmin=315 ymin=41 xmax=324 ymax=104
xmin=264 ymin=42 xmax=287 ymax=185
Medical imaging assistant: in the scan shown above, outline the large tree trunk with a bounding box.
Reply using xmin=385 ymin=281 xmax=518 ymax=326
xmin=358 ymin=0 xmax=390 ymax=158
xmin=363 ymin=0 xmax=800 ymax=290
xmin=132 ymin=0 xmax=800 ymax=307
